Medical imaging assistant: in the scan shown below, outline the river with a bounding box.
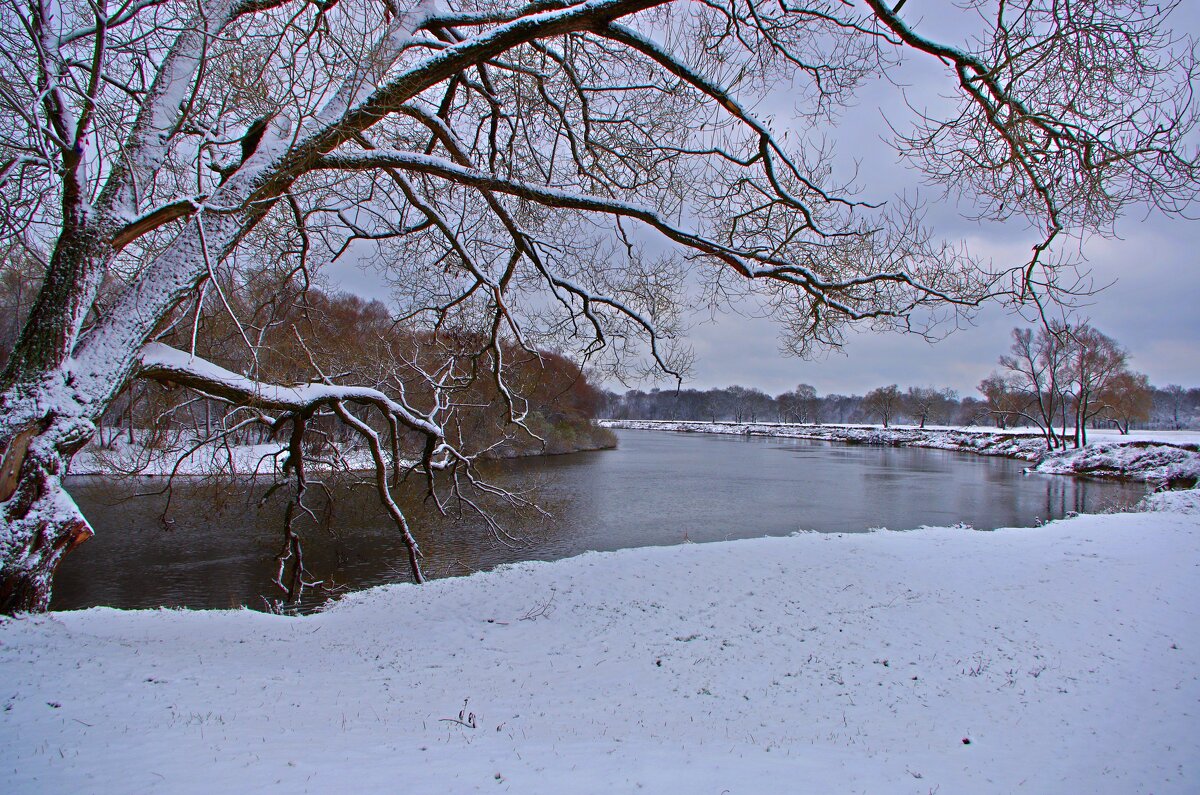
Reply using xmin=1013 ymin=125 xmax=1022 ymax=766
xmin=53 ymin=429 xmax=1149 ymax=612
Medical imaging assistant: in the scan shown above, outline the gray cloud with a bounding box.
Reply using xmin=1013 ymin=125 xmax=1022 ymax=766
xmin=674 ymin=6 xmax=1200 ymax=396
xmin=329 ymin=5 xmax=1200 ymax=397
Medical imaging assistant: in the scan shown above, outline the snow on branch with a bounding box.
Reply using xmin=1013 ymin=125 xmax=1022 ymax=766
xmin=136 ymin=342 xmax=443 ymax=439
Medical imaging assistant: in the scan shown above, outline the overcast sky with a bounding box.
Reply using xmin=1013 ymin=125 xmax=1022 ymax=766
xmin=679 ymin=3 xmax=1200 ymax=397
xmin=332 ymin=3 xmax=1200 ymax=398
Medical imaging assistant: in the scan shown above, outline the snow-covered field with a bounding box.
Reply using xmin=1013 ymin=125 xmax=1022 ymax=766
xmin=2 ymin=489 xmax=1199 ymax=793
xmin=601 ymin=420 xmax=1200 ymax=486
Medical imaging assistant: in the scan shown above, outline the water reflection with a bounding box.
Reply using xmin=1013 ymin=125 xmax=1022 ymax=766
xmin=54 ymin=430 xmax=1149 ymax=612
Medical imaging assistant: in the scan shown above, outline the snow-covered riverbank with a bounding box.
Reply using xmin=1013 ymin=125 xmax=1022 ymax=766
xmin=71 ymin=438 xmax=313 ymax=477
xmin=69 ymin=427 xmax=616 ymax=477
xmin=601 ymin=420 xmax=1200 ymax=486
xmin=2 ymin=490 xmax=1199 ymax=793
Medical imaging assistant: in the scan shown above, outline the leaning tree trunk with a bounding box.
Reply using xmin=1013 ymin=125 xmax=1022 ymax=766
xmin=0 ymin=414 xmax=96 ymax=613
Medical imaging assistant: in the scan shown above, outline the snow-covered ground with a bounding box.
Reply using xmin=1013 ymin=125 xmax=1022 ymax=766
xmin=71 ymin=436 xmax=302 ymax=477
xmin=70 ymin=424 xmax=615 ymax=477
xmin=70 ymin=429 xmax=404 ymax=477
xmin=70 ymin=423 xmax=1200 ymax=482
xmin=2 ymin=489 xmax=1199 ymax=793
xmin=601 ymin=420 xmax=1200 ymax=486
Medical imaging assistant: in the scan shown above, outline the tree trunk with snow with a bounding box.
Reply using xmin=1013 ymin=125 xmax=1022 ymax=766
xmin=0 ymin=421 xmax=94 ymax=613
xmin=0 ymin=236 xmax=112 ymax=611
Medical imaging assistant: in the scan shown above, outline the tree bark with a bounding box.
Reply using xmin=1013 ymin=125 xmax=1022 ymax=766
xmin=0 ymin=416 xmax=95 ymax=613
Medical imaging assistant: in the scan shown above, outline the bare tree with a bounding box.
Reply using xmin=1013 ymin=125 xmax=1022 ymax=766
xmin=1158 ymin=385 xmax=1188 ymax=430
xmin=977 ymin=373 xmax=1022 ymax=430
xmin=999 ymin=326 xmax=1070 ymax=449
xmin=777 ymin=383 xmax=820 ymax=424
xmin=862 ymin=384 xmax=901 ymax=428
xmin=904 ymin=386 xmax=957 ymax=429
xmin=1100 ymin=371 xmax=1153 ymax=434
xmin=956 ymin=396 xmax=991 ymax=428
xmin=1062 ymin=324 xmax=1129 ymax=446
xmin=822 ymin=393 xmax=860 ymax=425
xmin=1001 ymin=322 xmax=1140 ymax=446
xmin=0 ymin=250 xmax=41 ymax=363
xmin=1 ymin=0 xmax=1198 ymax=612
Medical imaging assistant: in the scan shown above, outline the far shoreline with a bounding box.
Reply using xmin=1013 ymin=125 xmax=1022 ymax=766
xmin=600 ymin=419 xmax=1200 ymax=488
xmin=68 ymin=421 xmax=617 ymax=479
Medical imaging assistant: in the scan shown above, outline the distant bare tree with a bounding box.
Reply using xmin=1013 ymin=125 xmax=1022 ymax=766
xmin=777 ymin=384 xmax=820 ymax=424
xmin=977 ymin=373 xmax=1023 ymax=430
xmin=724 ymin=386 xmax=774 ymax=423
xmin=822 ymin=394 xmax=861 ymax=425
xmin=1062 ymin=324 xmax=1129 ymax=446
xmin=1001 ymin=322 xmax=1143 ymax=446
xmin=2 ymin=0 xmax=1198 ymax=612
xmin=1000 ymin=327 xmax=1069 ymax=449
xmin=904 ymin=386 xmax=957 ymax=429
xmin=863 ymin=385 xmax=901 ymax=428
xmin=1158 ymin=385 xmax=1188 ymax=430
xmin=0 ymin=247 xmax=42 ymax=366
xmin=956 ymin=396 xmax=992 ymax=428
xmin=1101 ymin=371 xmax=1153 ymax=435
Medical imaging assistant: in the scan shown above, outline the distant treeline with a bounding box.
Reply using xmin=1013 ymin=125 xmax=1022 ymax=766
xmin=602 ymin=382 xmax=1200 ymax=432
xmin=604 ymin=323 xmax=1200 ymax=442
xmin=0 ymin=272 xmax=613 ymax=458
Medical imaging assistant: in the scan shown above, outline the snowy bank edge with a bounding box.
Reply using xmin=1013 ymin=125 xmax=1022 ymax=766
xmin=600 ymin=420 xmax=1200 ymax=487
xmin=3 ymin=495 xmax=1199 ymax=794
xmin=68 ymin=429 xmax=617 ymax=478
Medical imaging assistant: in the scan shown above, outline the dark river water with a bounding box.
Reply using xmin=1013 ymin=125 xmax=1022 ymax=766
xmin=54 ymin=429 xmax=1149 ymax=612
